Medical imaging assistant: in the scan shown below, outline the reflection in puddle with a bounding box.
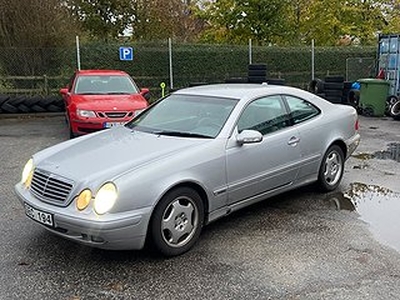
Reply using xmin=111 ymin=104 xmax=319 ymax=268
xmin=373 ymin=143 xmax=400 ymax=162
xmin=353 ymin=143 xmax=400 ymax=162
xmin=333 ymin=183 xmax=400 ymax=253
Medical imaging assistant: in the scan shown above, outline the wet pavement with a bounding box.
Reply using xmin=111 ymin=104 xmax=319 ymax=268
xmin=343 ymin=116 xmax=400 ymax=255
xmin=1 ymin=114 xmax=400 ymax=300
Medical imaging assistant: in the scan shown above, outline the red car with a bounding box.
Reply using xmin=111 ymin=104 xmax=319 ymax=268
xmin=60 ymin=70 xmax=150 ymax=138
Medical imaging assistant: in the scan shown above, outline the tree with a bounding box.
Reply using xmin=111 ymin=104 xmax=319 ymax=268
xmin=197 ymin=0 xmax=291 ymax=45
xmin=65 ymin=0 xmax=136 ymax=40
xmin=0 ymin=0 xmax=80 ymax=75
xmin=294 ymin=0 xmax=390 ymax=45
xmin=131 ymin=0 xmax=204 ymax=41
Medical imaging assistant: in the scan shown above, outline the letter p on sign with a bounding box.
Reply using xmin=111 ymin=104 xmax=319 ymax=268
xmin=119 ymin=47 xmax=134 ymax=61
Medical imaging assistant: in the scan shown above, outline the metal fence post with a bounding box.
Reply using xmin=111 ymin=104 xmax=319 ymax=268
xmin=43 ymin=74 xmax=49 ymax=95
xmin=169 ymin=38 xmax=174 ymax=90
xmin=249 ymin=39 xmax=252 ymax=65
xmin=311 ymin=39 xmax=315 ymax=80
xmin=76 ymin=36 xmax=81 ymax=71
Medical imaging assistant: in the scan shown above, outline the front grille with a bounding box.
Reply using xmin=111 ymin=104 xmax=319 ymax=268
xmin=104 ymin=112 xmax=127 ymax=118
xmin=30 ymin=169 xmax=74 ymax=206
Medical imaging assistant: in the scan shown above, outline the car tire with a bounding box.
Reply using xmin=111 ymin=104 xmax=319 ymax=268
xmin=390 ymin=100 xmax=400 ymax=120
xmin=324 ymin=75 xmax=344 ymax=83
xmin=324 ymin=82 xmax=344 ymax=90
xmin=308 ymin=79 xmax=324 ymax=94
xmin=248 ymin=75 xmax=267 ymax=83
xmin=225 ymin=77 xmax=248 ymax=83
xmin=317 ymin=145 xmax=344 ymax=192
xmin=248 ymin=64 xmax=267 ymax=71
xmin=150 ymin=187 xmax=204 ymax=257
xmin=248 ymin=69 xmax=267 ymax=77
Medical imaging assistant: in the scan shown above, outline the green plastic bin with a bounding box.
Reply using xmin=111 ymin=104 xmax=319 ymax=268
xmin=358 ymin=78 xmax=390 ymax=116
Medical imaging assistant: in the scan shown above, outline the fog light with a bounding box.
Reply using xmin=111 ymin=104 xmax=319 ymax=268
xmin=76 ymin=189 xmax=92 ymax=211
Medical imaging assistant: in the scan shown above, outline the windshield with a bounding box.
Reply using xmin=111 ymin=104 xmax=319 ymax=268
xmin=74 ymin=75 xmax=139 ymax=95
xmin=126 ymin=94 xmax=238 ymax=138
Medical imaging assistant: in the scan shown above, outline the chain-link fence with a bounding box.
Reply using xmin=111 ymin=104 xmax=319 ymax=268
xmin=345 ymin=57 xmax=376 ymax=82
xmin=0 ymin=41 xmax=377 ymax=99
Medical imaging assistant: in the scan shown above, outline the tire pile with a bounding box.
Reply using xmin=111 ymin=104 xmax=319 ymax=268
xmin=309 ymin=75 xmax=353 ymax=104
xmin=224 ymin=64 xmax=285 ymax=85
xmin=247 ymin=64 xmax=285 ymax=85
xmin=0 ymin=95 xmax=65 ymax=114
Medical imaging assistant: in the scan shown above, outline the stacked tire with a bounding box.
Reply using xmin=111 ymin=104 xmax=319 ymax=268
xmin=323 ymin=75 xmax=344 ymax=103
xmin=0 ymin=94 xmax=65 ymax=113
xmin=248 ymin=64 xmax=267 ymax=83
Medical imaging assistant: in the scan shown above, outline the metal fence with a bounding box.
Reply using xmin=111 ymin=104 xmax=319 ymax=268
xmin=345 ymin=57 xmax=376 ymax=82
xmin=0 ymin=41 xmax=377 ymax=98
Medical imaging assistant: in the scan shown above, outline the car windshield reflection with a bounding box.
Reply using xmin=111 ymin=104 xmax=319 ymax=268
xmin=127 ymin=94 xmax=238 ymax=138
xmin=74 ymin=75 xmax=139 ymax=95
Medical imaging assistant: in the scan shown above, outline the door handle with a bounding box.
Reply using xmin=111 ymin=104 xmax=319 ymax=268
xmin=288 ymin=136 xmax=300 ymax=146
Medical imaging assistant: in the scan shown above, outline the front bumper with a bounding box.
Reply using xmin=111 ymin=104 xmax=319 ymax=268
xmin=14 ymin=183 xmax=152 ymax=250
xmin=71 ymin=118 xmax=131 ymax=135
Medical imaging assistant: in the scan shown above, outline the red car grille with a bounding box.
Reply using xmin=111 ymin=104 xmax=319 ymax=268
xmin=98 ymin=111 xmax=133 ymax=119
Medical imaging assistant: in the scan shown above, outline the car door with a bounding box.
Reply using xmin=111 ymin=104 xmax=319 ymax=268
xmin=225 ymin=95 xmax=302 ymax=205
xmin=283 ymin=94 xmax=323 ymax=180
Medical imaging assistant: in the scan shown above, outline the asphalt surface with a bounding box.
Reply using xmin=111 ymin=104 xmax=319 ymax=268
xmin=1 ymin=114 xmax=400 ymax=300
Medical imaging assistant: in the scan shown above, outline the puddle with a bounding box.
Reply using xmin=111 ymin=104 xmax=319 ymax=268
xmin=333 ymin=183 xmax=400 ymax=253
xmin=353 ymin=143 xmax=400 ymax=162
xmin=373 ymin=143 xmax=400 ymax=162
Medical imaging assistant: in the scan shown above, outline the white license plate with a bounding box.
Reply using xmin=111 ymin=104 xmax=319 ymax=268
xmin=104 ymin=122 xmax=125 ymax=128
xmin=24 ymin=203 xmax=54 ymax=227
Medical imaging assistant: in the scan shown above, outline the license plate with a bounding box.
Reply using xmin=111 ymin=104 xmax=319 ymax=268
xmin=104 ymin=122 xmax=125 ymax=128
xmin=24 ymin=203 xmax=54 ymax=227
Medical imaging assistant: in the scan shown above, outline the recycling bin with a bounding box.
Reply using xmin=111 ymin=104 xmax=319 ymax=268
xmin=358 ymin=78 xmax=390 ymax=116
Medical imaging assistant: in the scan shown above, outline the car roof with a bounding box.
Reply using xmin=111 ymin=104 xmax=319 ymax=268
xmin=174 ymin=83 xmax=289 ymax=99
xmin=76 ymin=70 xmax=129 ymax=76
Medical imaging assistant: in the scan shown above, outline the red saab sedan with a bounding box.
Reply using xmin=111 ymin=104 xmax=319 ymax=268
xmin=60 ymin=70 xmax=150 ymax=138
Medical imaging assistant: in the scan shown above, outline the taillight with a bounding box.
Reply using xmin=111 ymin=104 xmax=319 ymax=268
xmin=355 ymin=118 xmax=359 ymax=131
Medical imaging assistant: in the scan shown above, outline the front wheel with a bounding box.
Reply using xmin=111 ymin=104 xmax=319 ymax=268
xmin=150 ymin=187 xmax=204 ymax=257
xmin=317 ymin=145 xmax=344 ymax=192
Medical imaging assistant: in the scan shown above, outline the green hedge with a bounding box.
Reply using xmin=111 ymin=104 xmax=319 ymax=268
xmin=0 ymin=42 xmax=377 ymax=98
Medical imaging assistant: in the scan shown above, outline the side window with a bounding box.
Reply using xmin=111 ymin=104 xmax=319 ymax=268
xmin=68 ymin=74 xmax=76 ymax=92
xmin=285 ymin=95 xmax=320 ymax=124
xmin=237 ymin=95 xmax=289 ymax=135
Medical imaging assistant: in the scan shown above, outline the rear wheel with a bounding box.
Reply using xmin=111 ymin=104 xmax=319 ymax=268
xmin=317 ymin=145 xmax=344 ymax=191
xmin=150 ymin=187 xmax=204 ymax=257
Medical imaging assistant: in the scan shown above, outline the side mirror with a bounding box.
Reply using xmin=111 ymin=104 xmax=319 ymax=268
xmin=140 ymin=88 xmax=151 ymax=101
xmin=59 ymin=88 xmax=69 ymax=95
xmin=236 ymin=130 xmax=263 ymax=145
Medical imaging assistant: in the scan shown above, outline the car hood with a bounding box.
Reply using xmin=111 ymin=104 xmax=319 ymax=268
xmin=34 ymin=127 xmax=208 ymax=183
xmin=72 ymin=94 xmax=147 ymax=110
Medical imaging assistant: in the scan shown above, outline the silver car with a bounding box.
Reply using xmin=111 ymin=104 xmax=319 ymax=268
xmin=15 ymin=84 xmax=360 ymax=256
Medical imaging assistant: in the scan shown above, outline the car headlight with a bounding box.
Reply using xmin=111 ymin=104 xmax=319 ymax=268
xmin=76 ymin=189 xmax=92 ymax=211
xmin=22 ymin=158 xmax=34 ymax=187
xmin=93 ymin=183 xmax=118 ymax=215
xmin=77 ymin=109 xmax=96 ymax=118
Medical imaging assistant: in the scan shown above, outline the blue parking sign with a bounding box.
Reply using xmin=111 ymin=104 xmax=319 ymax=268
xmin=119 ymin=47 xmax=134 ymax=61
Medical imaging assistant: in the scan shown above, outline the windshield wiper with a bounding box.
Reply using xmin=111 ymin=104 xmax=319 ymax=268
xmin=105 ymin=92 xmax=131 ymax=95
xmin=154 ymin=130 xmax=212 ymax=139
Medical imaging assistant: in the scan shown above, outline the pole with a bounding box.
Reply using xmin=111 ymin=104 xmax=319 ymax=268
xmin=169 ymin=38 xmax=174 ymax=90
xmin=249 ymin=39 xmax=252 ymax=65
xmin=311 ymin=39 xmax=315 ymax=80
xmin=76 ymin=36 xmax=81 ymax=71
